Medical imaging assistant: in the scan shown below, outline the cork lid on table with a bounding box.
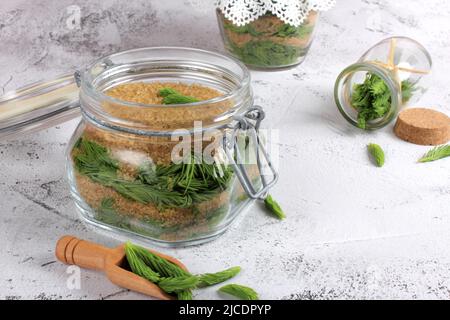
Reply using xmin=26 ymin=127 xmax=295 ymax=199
xmin=394 ymin=108 xmax=450 ymax=146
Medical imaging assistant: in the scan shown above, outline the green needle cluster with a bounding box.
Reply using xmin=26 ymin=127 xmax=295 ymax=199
xmin=264 ymin=194 xmax=285 ymax=220
xmin=125 ymin=242 xmax=245 ymax=300
xmin=73 ymin=138 xmax=233 ymax=210
xmin=351 ymin=73 xmax=415 ymax=129
xmin=197 ymin=267 xmax=241 ymax=287
xmin=273 ymin=23 xmax=314 ymax=38
xmin=231 ymin=40 xmax=305 ymax=68
xmin=419 ymin=144 xmax=450 ymax=163
xmin=360 ymin=143 xmax=450 ymax=168
xmin=158 ymin=87 xmax=199 ymax=104
xmin=219 ymin=283 xmax=259 ymax=300
xmin=367 ymin=143 xmax=385 ymax=167
xmin=224 ymin=23 xmax=262 ymax=36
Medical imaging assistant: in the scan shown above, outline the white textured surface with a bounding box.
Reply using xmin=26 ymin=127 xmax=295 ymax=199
xmin=0 ymin=0 xmax=449 ymax=300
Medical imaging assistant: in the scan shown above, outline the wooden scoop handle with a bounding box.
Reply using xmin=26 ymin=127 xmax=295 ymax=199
xmin=55 ymin=236 xmax=114 ymax=271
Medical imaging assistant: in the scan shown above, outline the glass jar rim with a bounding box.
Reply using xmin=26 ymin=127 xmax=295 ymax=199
xmin=80 ymin=46 xmax=251 ymax=109
xmin=358 ymin=36 xmax=433 ymax=69
xmin=78 ymin=47 xmax=253 ymax=135
xmin=334 ymin=62 xmax=401 ymax=130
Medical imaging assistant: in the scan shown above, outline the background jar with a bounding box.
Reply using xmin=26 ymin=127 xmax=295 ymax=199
xmin=334 ymin=37 xmax=432 ymax=130
xmin=216 ymin=9 xmax=320 ymax=70
xmin=66 ymin=47 xmax=275 ymax=247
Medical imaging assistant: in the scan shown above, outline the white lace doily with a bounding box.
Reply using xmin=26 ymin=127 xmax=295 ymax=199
xmin=216 ymin=0 xmax=336 ymax=26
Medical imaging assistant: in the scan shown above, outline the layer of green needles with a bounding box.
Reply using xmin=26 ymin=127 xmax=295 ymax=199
xmin=224 ymin=14 xmax=313 ymax=67
xmin=73 ymin=138 xmax=233 ymax=210
xmin=125 ymin=241 xmax=256 ymax=300
xmin=351 ymin=73 xmax=415 ymax=129
xmin=230 ymin=40 xmax=306 ymax=68
xmin=224 ymin=19 xmax=313 ymax=38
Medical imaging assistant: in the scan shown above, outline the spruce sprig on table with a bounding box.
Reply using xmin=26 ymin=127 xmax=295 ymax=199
xmin=351 ymin=73 xmax=415 ymax=129
xmin=264 ymin=194 xmax=285 ymax=220
xmin=124 ymin=242 xmax=242 ymax=300
xmin=418 ymin=144 xmax=450 ymax=163
xmin=219 ymin=283 xmax=259 ymax=300
xmin=197 ymin=266 xmax=241 ymax=287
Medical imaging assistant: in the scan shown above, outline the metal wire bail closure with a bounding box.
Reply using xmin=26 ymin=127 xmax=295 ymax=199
xmin=224 ymin=105 xmax=278 ymax=200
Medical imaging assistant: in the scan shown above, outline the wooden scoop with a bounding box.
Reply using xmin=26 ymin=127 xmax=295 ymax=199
xmin=55 ymin=235 xmax=188 ymax=300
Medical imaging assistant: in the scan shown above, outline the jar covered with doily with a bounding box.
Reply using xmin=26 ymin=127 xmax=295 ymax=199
xmin=216 ymin=0 xmax=335 ymax=69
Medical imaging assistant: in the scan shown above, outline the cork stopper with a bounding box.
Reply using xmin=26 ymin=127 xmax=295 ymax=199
xmin=394 ymin=108 xmax=450 ymax=145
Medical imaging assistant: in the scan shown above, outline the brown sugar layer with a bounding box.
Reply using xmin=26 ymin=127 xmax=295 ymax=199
xmin=394 ymin=108 xmax=450 ymax=145
xmin=251 ymin=15 xmax=285 ymax=34
xmin=106 ymin=82 xmax=222 ymax=105
xmin=102 ymin=82 xmax=231 ymax=131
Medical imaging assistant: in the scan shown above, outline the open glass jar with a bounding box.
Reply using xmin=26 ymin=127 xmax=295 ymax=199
xmin=216 ymin=9 xmax=319 ymax=69
xmin=334 ymin=37 xmax=432 ymax=130
xmin=0 ymin=47 xmax=278 ymax=247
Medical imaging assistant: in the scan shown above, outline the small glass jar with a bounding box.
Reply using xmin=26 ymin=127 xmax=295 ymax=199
xmin=334 ymin=37 xmax=432 ymax=130
xmin=0 ymin=47 xmax=278 ymax=247
xmin=216 ymin=9 xmax=319 ymax=69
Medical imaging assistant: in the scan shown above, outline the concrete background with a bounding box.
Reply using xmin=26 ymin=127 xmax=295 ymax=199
xmin=0 ymin=0 xmax=449 ymax=299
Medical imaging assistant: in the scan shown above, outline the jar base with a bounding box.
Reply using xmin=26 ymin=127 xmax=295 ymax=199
xmin=243 ymin=57 xmax=307 ymax=71
xmin=224 ymin=48 xmax=309 ymax=71
xmin=72 ymin=195 xmax=254 ymax=248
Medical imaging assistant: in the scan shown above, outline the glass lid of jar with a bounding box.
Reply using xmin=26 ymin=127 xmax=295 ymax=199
xmin=0 ymin=73 xmax=80 ymax=140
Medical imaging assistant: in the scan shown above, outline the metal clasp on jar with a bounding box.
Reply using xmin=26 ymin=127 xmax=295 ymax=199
xmin=223 ymin=106 xmax=278 ymax=200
